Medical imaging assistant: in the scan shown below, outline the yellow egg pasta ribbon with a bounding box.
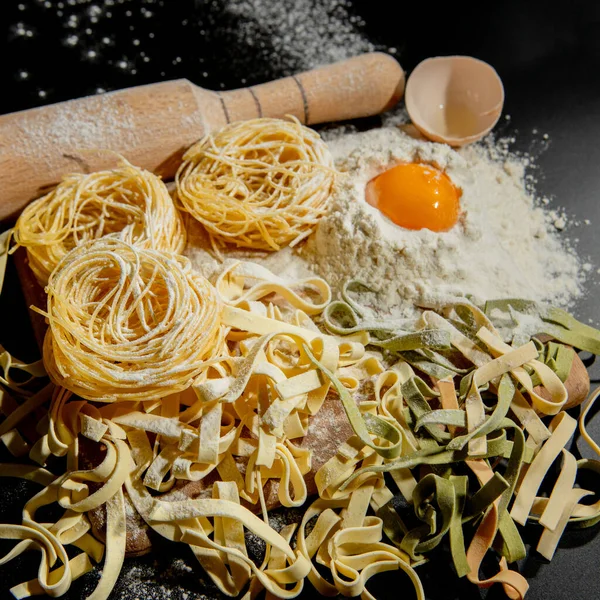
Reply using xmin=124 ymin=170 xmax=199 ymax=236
xmin=579 ymin=384 xmax=600 ymax=457
xmin=127 ymin=447 xmax=312 ymax=600
xmin=295 ymin=455 xmax=425 ymax=600
xmin=215 ymin=261 xmax=331 ymax=316
xmin=0 ymin=229 xmax=10 ymax=296
xmin=0 ymin=414 xmax=132 ymax=600
xmin=510 ymin=412 xmax=577 ymax=526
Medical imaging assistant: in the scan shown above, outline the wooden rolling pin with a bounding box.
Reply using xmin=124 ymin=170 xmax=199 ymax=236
xmin=0 ymin=52 xmax=405 ymax=221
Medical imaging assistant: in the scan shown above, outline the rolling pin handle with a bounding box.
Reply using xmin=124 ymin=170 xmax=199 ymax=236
xmin=219 ymin=52 xmax=405 ymax=125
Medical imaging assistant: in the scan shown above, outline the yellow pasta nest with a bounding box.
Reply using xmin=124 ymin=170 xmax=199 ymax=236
xmin=13 ymin=160 xmax=186 ymax=286
xmin=41 ymin=238 xmax=222 ymax=402
xmin=175 ymin=117 xmax=336 ymax=251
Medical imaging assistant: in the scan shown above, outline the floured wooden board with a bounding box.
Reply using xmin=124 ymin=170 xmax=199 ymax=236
xmin=13 ymin=248 xmax=47 ymax=352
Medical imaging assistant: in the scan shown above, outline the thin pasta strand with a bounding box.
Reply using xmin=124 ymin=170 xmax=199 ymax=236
xmin=12 ymin=159 xmax=186 ymax=286
xmin=40 ymin=238 xmax=223 ymax=402
xmin=176 ymin=117 xmax=336 ymax=251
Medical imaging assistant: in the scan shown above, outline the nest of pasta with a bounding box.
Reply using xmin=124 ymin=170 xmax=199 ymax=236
xmin=40 ymin=238 xmax=223 ymax=402
xmin=12 ymin=160 xmax=186 ymax=286
xmin=176 ymin=117 xmax=336 ymax=251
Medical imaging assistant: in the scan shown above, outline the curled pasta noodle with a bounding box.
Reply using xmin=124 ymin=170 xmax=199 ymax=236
xmin=175 ymin=117 xmax=336 ymax=251
xmin=12 ymin=160 xmax=186 ymax=286
xmin=215 ymin=260 xmax=331 ymax=315
xmin=41 ymin=238 xmax=223 ymax=402
xmin=4 ymin=251 xmax=600 ymax=600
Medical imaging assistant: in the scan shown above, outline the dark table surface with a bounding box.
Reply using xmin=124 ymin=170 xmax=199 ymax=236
xmin=2 ymin=1 xmax=600 ymax=599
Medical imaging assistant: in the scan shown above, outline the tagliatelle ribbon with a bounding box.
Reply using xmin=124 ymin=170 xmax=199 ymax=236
xmin=0 ymin=384 xmax=54 ymax=439
xmin=457 ymin=340 xmax=538 ymax=456
xmin=421 ymin=311 xmax=491 ymax=367
xmin=485 ymin=299 xmax=600 ymax=355
xmin=222 ymin=305 xmax=325 ymax=342
xmin=477 ymin=327 xmax=568 ymax=415
xmin=465 ymin=462 xmax=529 ymax=600
xmin=0 ymin=229 xmax=10 ymax=296
xmin=5 ymin=237 xmax=600 ymax=600
xmin=85 ymin=488 xmax=126 ymax=600
xmin=529 ymin=458 xmax=600 ymax=529
xmin=579 ymin=385 xmax=600 ymax=456
xmin=295 ymin=451 xmax=425 ymax=600
xmin=215 ymin=261 xmax=332 ymax=316
xmin=148 ymin=494 xmax=312 ymax=597
xmin=304 ymin=344 xmax=403 ymax=460
xmin=0 ymin=472 xmax=106 ymax=599
xmin=510 ymin=412 xmax=577 ymax=526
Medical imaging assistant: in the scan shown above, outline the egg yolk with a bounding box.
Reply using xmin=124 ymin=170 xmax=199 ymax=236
xmin=365 ymin=163 xmax=461 ymax=232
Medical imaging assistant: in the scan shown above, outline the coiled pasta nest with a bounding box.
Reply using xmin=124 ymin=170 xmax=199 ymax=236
xmin=42 ymin=238 xmax=222 ymax=402
xmin=176 ymin=117 xmax=336 ymax=251
xmin=13 ymin=160 xmax=186 ymax=286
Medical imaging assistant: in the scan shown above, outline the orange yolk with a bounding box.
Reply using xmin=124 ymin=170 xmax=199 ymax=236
xmin=365 ymin=163 xmax=461 ymax=232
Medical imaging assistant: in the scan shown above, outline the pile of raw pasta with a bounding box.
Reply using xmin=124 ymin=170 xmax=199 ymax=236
xmin=1 ymin=117 xmax=600 ymax=600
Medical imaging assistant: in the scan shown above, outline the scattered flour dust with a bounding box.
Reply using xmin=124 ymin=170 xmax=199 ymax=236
xmin=219 ymin=0 xmax=381 ymax=75
xmin=187 ymin=125 xmax=585 ymax=317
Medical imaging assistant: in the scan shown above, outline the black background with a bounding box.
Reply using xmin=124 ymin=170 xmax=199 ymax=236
xmin=2 ymin=1 xmax=600 ymax=599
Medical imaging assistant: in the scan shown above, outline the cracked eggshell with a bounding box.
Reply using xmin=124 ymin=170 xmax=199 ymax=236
xmin=405 ymin=56 xmax=504 ymax=147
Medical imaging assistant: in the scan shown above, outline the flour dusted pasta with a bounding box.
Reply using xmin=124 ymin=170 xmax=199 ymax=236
xmin=176 ymin=117 xmax=335 ymax=252
xmin=13 ymin=160 xmax=186 ymax=286
xmin=40 ymin=238 xmax=222 ymax=402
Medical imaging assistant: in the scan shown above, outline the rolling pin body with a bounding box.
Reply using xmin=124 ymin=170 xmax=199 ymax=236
xmin=0 ymin=53 xmax=405 ymax=221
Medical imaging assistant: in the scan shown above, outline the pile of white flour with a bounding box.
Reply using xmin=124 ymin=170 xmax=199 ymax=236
xmin=186 ymin=125 xmax=585 ymax=317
